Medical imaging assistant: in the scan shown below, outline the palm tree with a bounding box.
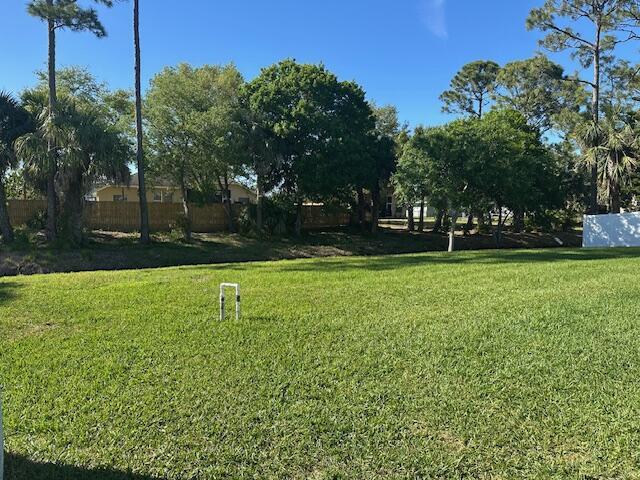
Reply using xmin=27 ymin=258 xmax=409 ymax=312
xmin=58 ymin=104 xmax=130 ymax=244
xmin=134 ymin=0 xmax=150 ymax=243
xmin=577 ymin=109 xmax=640 ymax=213
xmin=27 ymin=0 xmax=115 ymax=240
xmin=0 ymin=93 xmax=33 ymax=243
xmin=16 ymin=91 xmax=130 ymax=245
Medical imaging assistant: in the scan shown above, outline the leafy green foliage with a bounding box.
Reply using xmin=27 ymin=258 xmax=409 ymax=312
xmin=526 ymin=0 xmax=638 ymax=70
xmin=394 ymin=142 xmax=430 ymax=207
xmin=15 ymin=70 xmax=131 ymax=245
xmin=526 ymin=0 xmax=640 ymax=212
xmin=145 ymin=63 xmax=248 ymax=202
xmin=27 ymin=0 xmax=114 ymax=37
xmin=396 ymin=112 xmax=563 ymax=232
xmin=0 ymin=92 xmax=34 ymax=242
xmin=245 ymin=60 xmax=375 ymax=204
xmin=574 ymin=108 xmax=640 ymax=212
xmin=477 ymin=110 xmax=564 ymax=216
xmin=494 ymin=55 xmax=587 ymax=133
xmin=0 ymin=92 xmax=33 ymax=175
xmin=440 ymin=60 xmax=500 ymax=118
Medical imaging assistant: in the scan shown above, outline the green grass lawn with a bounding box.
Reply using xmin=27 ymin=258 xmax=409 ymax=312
xmin=2 ymin=248 xmax=640 ymax=479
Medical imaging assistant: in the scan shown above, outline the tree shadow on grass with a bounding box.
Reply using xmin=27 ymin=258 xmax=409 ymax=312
xmin=0 ymin=281 xmax=20 ymax=304
xmin=273 ymin=247 xmax=640 ymax=273
xmin=5 ymin=453 xmax=165 ymax=480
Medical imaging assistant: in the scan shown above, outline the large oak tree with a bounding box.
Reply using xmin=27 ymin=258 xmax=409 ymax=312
xmin=246 ymin=60 xmax=374 ymax=235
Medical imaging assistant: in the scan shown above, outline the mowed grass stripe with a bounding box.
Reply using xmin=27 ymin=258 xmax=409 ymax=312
xmin=2 ymin=248 xmax=640 ymax=479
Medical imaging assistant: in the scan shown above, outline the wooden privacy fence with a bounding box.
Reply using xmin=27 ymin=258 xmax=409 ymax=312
xmin=6 ymin=200 xmax=351 ymax=232
xmin=83 ymin=202 xmax=243 ymax=232
xmin=302 ymin=206 xmax=351 ymax=230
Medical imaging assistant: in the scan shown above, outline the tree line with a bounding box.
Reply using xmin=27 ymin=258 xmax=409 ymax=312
xmin=2 ymin=0 xmax=640 ymax=249
xmin=394 ymin=0 xmax=640 ymax=250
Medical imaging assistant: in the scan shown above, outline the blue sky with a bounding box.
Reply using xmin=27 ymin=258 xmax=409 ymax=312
xmin=3 ymin=0 xmax=559 ymax=127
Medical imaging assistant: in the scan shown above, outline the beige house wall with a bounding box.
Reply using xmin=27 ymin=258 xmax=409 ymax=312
xmin=95 ymin=184 xmax=256 ymax=204
xmin=227 ymin=184 xmax=256 ymax=204
xmin=96 ymin=186 xmax=182 ymax=204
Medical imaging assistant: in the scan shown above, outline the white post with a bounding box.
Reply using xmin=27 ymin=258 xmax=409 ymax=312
xmin=235 ymin=284 xmax=241 ymax=320
xmin=448 ymin=209 xmax=458 ymax=253
xmin=219 ymin=283 xmax=241 ymax=321
xmin=219 ymin=287 xmax=226 ymax=321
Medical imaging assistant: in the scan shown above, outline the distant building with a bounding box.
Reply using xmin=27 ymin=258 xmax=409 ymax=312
xmin=92 ymin=174 xmax=256 ymax=205
xmin=380 ymin=184 xmax=438 ymax=219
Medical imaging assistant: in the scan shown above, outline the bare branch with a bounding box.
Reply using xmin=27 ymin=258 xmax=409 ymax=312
xmin=561 ymin=76 xmax=596 ymax=88
xmin=541 ymin=21 xmax=595 ymax=49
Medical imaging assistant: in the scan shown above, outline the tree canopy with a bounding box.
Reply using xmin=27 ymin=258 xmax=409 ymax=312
xmin=440 ymin=60 xmax=501 ymax=118
xmin=245 ymin=59 xmax=375 ymax=234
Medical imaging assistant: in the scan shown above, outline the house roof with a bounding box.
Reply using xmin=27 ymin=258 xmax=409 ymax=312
xmin=130 ymin=173 xmax=174 ymax=188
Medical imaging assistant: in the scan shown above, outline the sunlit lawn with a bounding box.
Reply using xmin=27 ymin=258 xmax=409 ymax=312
xmin=2 ymin=248 xmax=640 ymax=479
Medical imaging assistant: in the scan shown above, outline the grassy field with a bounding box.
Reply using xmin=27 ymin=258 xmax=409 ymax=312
xmin=2 ymin=248 xmax=640 ymax=479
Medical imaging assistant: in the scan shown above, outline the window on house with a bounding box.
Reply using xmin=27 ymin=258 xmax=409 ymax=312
xmin=113 ymin=195 xmax=127 ymax=202
xmin=162 ymin=192 xmax=173 ymax=203
xmin=153 ymin=191 xmax=162 ymax=202
xmin=238 ymin=197 xmax=250 ymax=205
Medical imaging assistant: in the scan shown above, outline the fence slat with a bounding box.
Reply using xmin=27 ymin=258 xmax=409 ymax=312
xmin=6 ymin=201 xmax=350 ymax=232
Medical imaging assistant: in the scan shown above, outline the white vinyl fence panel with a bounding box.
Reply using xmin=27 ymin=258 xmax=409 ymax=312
xmin=583 ymin=213 xmax=640 ymax=248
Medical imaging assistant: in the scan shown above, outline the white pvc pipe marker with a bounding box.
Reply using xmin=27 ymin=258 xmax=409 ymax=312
xmin=219 ymin=283 xmax=241 ymax=321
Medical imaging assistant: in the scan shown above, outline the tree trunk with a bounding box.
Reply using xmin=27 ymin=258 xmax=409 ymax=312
xmin=134 ymin=0 xmax=150 ymax=244
xmin=513 ymin=208 xmax=524 ymax=233
xmin=61 ymin=168 xmax=85 ymax=246
xmin=219 ymin=175 xmax=236 ymax=233
xmin=476 ymin=210 xmax=485 ymax=233
xmin=495 ymin=207 xmax=504 ymax=248
xmin=407 ymin=204 xmax=415 ymax=231
xmin=0 ymin=178 xmax=14 ymax=243
xmin=465 ymin=213 xmax=474 ymax=234
xmin=180 ymin=180 xmax=191 ymax=241
xmin=370 ymin=184 xmax=380 ymax=234
xmin=589 ymin=20 xmax=602 ymax=214
xmin=356 ymin=187 xmax=366 ymax=230
xmin=256 ymin=177 xmax=263 ymax=232
xmin=448 ymin=210 xmax=458 ymax=253
xmin=418 ymin=198 xmax=425 ymax=232
xmin=433 ymin=208 xmax=444 ymax=233
xmin=46 ymin=4 xmax=58 ymax=241
xmin=609 ymin=167 xmax=621 ymax=213
xmin=295 ymin=197 xmax=303 ymax=236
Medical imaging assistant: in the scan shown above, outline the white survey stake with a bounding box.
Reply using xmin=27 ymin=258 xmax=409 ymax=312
xmin=219 ymin=283 xmax=241 ymax=321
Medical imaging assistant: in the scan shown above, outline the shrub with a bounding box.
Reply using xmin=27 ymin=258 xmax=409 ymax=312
xmin=26 ymin=209 xmax=47 ymax=231
xmin=170 ymin=214 xmax=192 ymax=241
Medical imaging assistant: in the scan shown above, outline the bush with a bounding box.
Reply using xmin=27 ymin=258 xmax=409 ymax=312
xmin=26 ymin=209 xmax=47 ymax=231
xmin=525 ymin=208 xmax=580 ymax=233
xmin=236 ymin=205 xmax=258 ymax=236
xmin=9 ymin=227 xmax=36 ymax=250
xmin=169 ymin=214 xmax=192 ymax=241
xmin=237 ymin=195 xmax=297 ymax=236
